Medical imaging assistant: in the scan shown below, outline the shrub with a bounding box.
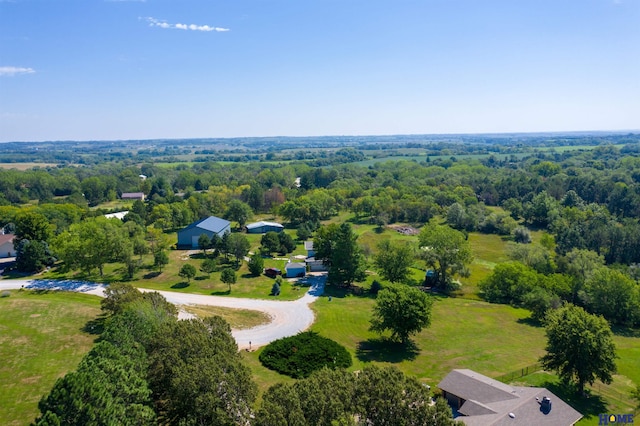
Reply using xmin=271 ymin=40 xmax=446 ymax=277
xmin=271 ymin=282 xmax=281 ymax=296
xmin=259 ymin=331 xmax=352 ymax=378
xmin=370 ymin=280 xmax=383 ymax=295
xmin=513 ymin=226 xmax=532 ymax=244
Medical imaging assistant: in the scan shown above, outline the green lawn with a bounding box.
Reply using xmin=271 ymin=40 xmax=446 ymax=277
xmin=42 ymin=231 xmax=308 ymax=301
xmin=0 ymin=290 xmax=101 ymax=426
xmin=310 ymin=293 xmax=548 ymax=386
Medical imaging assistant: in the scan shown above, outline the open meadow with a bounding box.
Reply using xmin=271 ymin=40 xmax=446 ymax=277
xmin=0 ymin=290 xmax=101 ymax=426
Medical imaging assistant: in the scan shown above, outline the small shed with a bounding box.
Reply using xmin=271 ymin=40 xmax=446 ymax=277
xmin=177 ymin=216 xmax=231 ymax=249
xmin=0 ymin=234 xmax=16 ymax=258
xmin=121 ymin=192 xmax=145 ymax=201
xmin=246 ymin=221 xmax=284 ymax=234
xmin=285 ymin=262 xmax=306 ymax=278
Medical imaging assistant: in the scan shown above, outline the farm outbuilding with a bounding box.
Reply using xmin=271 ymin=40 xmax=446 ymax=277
xmin=246 ymin=221 xmax=284 ymax=234
xmin=121 ymin=192 xmax=145 ymax=201
xmin=177 ymin=216 xmax=231 ymax=249
xmin=285 ymin=261 xmax=306 ymax=278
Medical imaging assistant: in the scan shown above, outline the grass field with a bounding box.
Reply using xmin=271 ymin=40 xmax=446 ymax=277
xmin=310 ymin=292 xmax=548 ymax=384
xmin=0 ymin=290 xmax=101 ymax=426
xmin=182 ymin=304 xmax=271 ymax=329
xmin=0 ymin=163 xmax=59 ymax=170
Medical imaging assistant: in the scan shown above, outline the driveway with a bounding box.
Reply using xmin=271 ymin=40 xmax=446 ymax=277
xmin=0 ymin=274 xmax=326 ymax=350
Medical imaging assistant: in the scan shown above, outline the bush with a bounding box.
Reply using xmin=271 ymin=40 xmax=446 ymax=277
xmin=259 ymin=331 xmax=352 ymax=378
xmin=1 ymin=291 xmax=10 ymax=298
xmin=271 ymin=282 xmax=281 ymax=296
xmin=513 ymin=226 xmax=532 ymax=244
xmin=370 ymin=280 xmax=383 ymax=295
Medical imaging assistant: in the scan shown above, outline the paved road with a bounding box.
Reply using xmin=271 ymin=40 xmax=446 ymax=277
xmin=0 ymin=275 xmax=325 ymax=350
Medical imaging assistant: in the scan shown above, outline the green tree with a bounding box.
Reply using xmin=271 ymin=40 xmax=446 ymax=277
xmin=200 ymin=258 xmax=217 ymax=277
xmin=354 ymin=365 xmax=460 ymax=426
xmin=224 ymin=199 xmax=254 ymax=229
xmin=101 ymin=283 xmax=143 ymax=315
xmin=261 ymin=231 xmax=281 ymax=255
xmin=373 ymin=240 xmax=414 ymax=283
xmin=15 ymin=239 xmax=52 ymax=273
xmin=418 ymin=223 xmax=472 ymax=290
xmin=228 ymin=233 xmax=250 ymax=267
xmin=278 ymin=232 xmax=296 ymax=254
xmin=255 ymin=366 xmax=460 ymax=426
xmin=14 ymin=210 xmax=53 ymax=244
xmin=248 ymin=253 xmax=264 ymax=276
xmin=271 ymin=281 xmax=281 ymax=296
xmin=564 ymin=248 xmax=606 ymax=303
xmin=540 ymin=305 xmax=617 ymax=395
xmin=153 ymin=250 xmax=169 ymax=272
xmin=198 ymin=233 xmax=211 ymax=256
xmin=315 ymin=223 xmax=365 ymax=287
xmin=178 ymin=263 xmax=197 ymax=283
xmin=370 ymin=284 xmax=433 ymax=344
xmin=54 ymin=217 xmax=131 ymax=276
xmin=147 ymin=317 xmax=256 ymax=425
xmin=14 ymin=211 xmax=54 ymax=272
xmin=584 ymin=268 xmax=640 ymax=326
xmin=221 ymin=268 xmax=237 ymax=292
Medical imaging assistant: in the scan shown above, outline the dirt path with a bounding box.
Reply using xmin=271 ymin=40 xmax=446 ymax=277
xmin=0 ymin=275 xmax=326 ymax=350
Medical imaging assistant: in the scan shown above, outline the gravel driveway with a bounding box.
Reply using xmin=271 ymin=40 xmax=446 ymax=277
xmin=0 ymin=275 xmax=326 ymax=350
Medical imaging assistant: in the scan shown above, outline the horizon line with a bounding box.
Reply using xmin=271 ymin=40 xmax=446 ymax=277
xmin=1 ymin=129 xmax=639 ymax=145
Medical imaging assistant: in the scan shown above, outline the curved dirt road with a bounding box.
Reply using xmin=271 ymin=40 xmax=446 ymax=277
xmin=0 ymin=275 xmax=325 ymax=350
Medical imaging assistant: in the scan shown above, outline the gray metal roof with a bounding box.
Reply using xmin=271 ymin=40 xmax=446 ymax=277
xmin=246 ymin=221 xmax=283 ymax=229
xmin=188 ymin=216 xmax=230 ymax=233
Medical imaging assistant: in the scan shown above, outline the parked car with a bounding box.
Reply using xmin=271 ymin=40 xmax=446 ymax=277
xmin=264 ymin=267 xmax=282 ymax=278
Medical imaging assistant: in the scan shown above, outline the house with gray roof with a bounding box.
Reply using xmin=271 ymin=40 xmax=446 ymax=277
xmin=177 ymin=216 xmax=231 ymax=249
xmin=438 ymin=369 xmax=582 ymax=426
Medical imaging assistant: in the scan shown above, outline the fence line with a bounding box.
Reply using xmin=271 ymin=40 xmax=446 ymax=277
xmin=493 ymin=363 xmax=542 ymax=383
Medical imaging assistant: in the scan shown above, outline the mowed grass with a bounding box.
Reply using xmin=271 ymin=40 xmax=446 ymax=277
xmin=310 ymin=293 xmax=547 ymax=386
xmin=0 ymin=290 xmax=101 ymax=426
xmin=182 ymin=304 xmax=271 ymax=330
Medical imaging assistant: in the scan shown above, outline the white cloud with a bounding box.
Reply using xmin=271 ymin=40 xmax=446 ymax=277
xmin=0 ymin=66 xmax=35 ymax=76
xmin=143 ymin=17 xmax=229 ymax=32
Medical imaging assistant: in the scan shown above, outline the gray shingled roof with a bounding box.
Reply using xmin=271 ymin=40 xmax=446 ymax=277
xmin=438 ymin=369 xmax=519 ymax=404
xmin=439 ymin=370 xmax=583 ymax=426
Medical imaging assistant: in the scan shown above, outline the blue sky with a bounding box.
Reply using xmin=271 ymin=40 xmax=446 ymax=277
xmin=1 ymin=0 xmax=638 ymax=142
